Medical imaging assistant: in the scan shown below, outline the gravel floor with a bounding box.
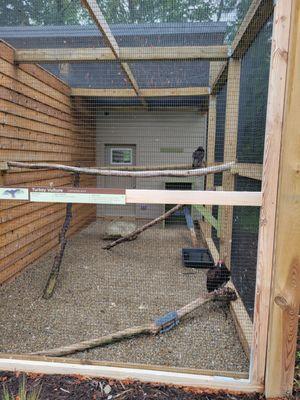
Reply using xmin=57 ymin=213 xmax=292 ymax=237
xmin=0 ymin=220 xmax=248 ymax=372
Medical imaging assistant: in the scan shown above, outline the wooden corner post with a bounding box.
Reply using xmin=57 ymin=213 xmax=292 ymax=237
xmin=219 ymin=58 xmax=241 ymax=266
xmin=250 ymin=0 xmax=299 ymax=394
xmin=202 ymin=73 xmax=217 ymax=238
xmin=264 ymin=0 xmax=300 ymax=397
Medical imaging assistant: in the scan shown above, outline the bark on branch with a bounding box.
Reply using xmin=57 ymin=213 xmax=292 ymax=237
xmin=95 ymin=163 xmax=194 ymax=171
xmin=103 ymin=204 xmax=184 ymax=250
xmin=32 ymin=287 xmax=237 ymax=357
xmin=42 ymin=173 xmax=80 ymax=300
xmin=7 ymin=161 xmax=235 ymax=178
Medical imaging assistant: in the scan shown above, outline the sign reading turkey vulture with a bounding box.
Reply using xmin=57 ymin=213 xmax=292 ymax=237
xmin=0 ymin=187 xmax=126 ymax=205
xmin=29 ymin=187 xmax=126 ymax=204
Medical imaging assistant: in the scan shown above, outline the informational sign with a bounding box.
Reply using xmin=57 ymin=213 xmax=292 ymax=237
xmin=0 ymin=187 xmax=29 ymax=200
xmin=29 ymin=187 xmax=126 ymax=205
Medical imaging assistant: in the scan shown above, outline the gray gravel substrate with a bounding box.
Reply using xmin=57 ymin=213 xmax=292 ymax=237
xmin=0 ymin=220 xmax=248 ymax=372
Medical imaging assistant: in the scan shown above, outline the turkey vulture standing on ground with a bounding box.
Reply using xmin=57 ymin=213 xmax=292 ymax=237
xmin=206 ymin=260 xmax=230 ymax=292
xmin=192 ymin=146 xmax=205 ymax=168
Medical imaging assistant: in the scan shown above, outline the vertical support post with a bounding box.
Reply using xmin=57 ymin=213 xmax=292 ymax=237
xmin=264 ymin=1 xmax=300 ymax=397
xmin=219 ymin=59 xmax=241 ymax=266
xmin=203 ymin=94 xmax=217 ymax=238
xmin=250 ymin=0 xmax=295 ymax=388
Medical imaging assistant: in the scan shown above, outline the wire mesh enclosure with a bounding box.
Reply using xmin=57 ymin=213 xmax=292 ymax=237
xmin=0 ymin=0 xmax=299 ymax=397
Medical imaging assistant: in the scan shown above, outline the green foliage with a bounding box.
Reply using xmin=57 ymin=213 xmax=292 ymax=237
xmin=100 ymin=0 xmax=253 ymax=26
xmin=0 ymin=0 xmax=89 ymax=26
xmin=2 ymin=375 xmax=42 ymax=400
xmin=0 ymin=0 xmax=251 ymax=29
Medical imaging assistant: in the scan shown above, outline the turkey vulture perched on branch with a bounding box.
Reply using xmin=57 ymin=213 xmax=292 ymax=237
xmin=192 ymin=146 xmax=205 ymax=168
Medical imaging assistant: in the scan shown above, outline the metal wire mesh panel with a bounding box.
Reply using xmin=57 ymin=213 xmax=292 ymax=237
xmin=0 ymin=0 xmax=275 ymax=379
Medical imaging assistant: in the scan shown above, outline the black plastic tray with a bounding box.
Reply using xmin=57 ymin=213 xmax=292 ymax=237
xmin=182 ymin=248 xmax=214 ymax=268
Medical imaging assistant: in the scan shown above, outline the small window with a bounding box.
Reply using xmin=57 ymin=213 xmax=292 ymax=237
xmin=110 ymin=148 xmax=133 ymax=165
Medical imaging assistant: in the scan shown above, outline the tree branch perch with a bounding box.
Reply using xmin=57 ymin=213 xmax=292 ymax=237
xmin=7 ymin=161 xmax=235 ymax=178
xmin=42 ymin=172 xmax=80 ymax=299
xmin=103 ymin=204 xmax=184 ymax=250
xmin=32 ymin=287 xmax=237 ymax=357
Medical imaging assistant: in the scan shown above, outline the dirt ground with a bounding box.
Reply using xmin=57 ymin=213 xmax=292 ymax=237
xmin=0 ymin=220 xmax=248 ymax=372
xmin=0 ymin=372 xmax=266 ymax=400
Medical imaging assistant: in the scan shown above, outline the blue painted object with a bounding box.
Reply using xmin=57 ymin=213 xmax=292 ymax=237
xmin=183 ymin=207 xmax=194 ymax=229
xmin=154 ymin=311 xmax=179 ymax=333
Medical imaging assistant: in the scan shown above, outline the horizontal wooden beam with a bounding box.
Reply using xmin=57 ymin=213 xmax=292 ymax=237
xmin=0 ymin=357 xmax=262 ymax=392
xmin=230 ymin=0 xmax=274 ymax=59
xmin=15 ymin=46 xmax=229 ymax=63
xmin=71 ymin=87 xmax=210 ymax=97
xmin=80 ymin=0 xmax=146 ymax=105
xmin=0 ymin=186 xmax=262 ymax=206
xmin=231 ymin=163 xmax=263 ymax=180
xmin=126 ymin=190 xmax=262 ymax=206
xmin=0 ymin=353 xmax=249 ymax=380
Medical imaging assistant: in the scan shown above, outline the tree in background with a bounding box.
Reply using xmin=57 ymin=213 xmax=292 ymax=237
xmin=0 ymin=0 xmax=88 ymax=26
xmin=100 ymin=0 xmax=252 ymax=25
xmin=0 ymin=0 xmax=30 ymax=25
xmin=0 ymin=0 xmax=251 ymax=33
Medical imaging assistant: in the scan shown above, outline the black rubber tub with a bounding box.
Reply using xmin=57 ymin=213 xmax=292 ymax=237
xmin=182 ymin=248 xmax=214 ymax=268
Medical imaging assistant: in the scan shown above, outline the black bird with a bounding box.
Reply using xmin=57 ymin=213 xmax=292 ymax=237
xmin=192 ymin=146 xmax=205 ymax=168
xmin=206 ymin=260 xmax=230 ymax=292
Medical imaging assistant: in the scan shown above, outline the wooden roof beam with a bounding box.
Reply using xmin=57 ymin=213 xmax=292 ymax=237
xmin=210 ymin=62 xmax=228 ymax=95
xmin=14 ymin=46 xmax=229 ymax=63
xmin=210 ymin=0 xmax=274 ymax=94
xmin=81 ymin=0 xmax=119 ymax=58
xmin=230 ymin=0 xmax=274 ymax=59
xmin=81 ymin=0 xmax=147 ymax=106
xmin=70 ymin=87 xmax=210 ymax=97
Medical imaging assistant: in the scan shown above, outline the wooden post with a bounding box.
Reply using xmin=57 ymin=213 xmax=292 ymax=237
xmin=219 ymin=59 xmax=241 ymax=266
xmin=202 ymin=65 xmax=218 ymax=239
xmin=264 ymin=1 xmax=300 ymax=397
xmin=250 ymin=0 xmax=296 ymax=390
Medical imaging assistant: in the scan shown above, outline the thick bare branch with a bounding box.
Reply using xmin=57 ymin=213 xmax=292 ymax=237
xmin=7 ymin=161 xmax=235 ymax=178
xmin=31 ymin=287 xmax=236 ymax=357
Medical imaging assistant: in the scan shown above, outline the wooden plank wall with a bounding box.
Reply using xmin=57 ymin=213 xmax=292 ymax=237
xmin=0 ymin=40 xmax=96 ymax=284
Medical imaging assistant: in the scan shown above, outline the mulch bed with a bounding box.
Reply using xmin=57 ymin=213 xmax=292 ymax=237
xmin=0 ymin=372 xmax=264 ymax=400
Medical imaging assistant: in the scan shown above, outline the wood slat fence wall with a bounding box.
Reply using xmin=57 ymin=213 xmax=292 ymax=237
xmin=0 ymin=40 xmax=96 ymax=284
